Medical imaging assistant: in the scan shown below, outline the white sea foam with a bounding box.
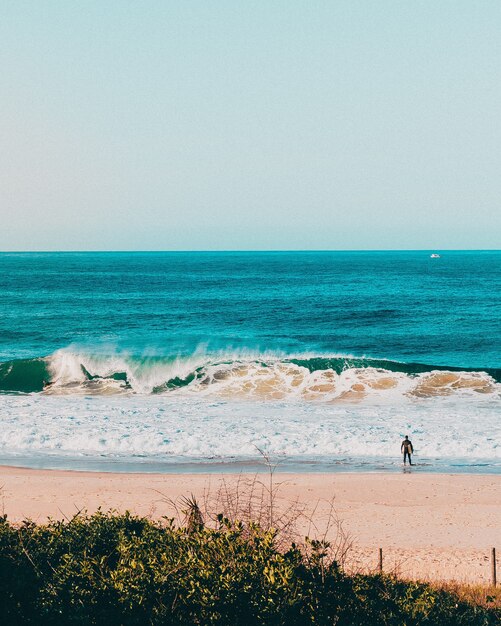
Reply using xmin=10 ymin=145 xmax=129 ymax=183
xmin=0 ymin=393 xmax=499 ymax=467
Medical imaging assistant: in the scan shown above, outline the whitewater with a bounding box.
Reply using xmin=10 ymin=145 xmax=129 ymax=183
xmin=0 ymin=251 xmax=499 ymax=472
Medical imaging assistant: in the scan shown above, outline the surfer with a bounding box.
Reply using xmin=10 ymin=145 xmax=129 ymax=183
xmin=401 ymin=435 xmax=414 ymax=465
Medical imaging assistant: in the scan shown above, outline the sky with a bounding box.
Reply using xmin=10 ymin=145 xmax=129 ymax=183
xmin=1 ymin=1 xmax=500 ymax=251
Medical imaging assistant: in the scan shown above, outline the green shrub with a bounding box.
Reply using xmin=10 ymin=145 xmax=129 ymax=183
xmin=0 ymin=512 xmax=498 ymax=625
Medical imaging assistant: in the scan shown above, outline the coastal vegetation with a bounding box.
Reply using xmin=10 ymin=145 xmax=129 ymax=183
xmin=0 ymin=508 xmax=498 ymax=625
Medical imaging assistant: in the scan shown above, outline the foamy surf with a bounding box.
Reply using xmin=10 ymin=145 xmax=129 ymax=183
xmin=1 ymin=349 xmax=499 ymax=470
xmin=0 ymin=393 xmax=499 ymax=471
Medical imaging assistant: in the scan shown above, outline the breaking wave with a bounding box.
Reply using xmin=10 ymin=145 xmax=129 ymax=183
xmin=0 ymin=349 xmax=499 ymax=401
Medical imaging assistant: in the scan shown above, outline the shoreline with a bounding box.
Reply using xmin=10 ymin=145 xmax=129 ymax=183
xmin=0 ymin=465 xmax=499 ymax=584
xmin=0 ymin=454 xmax=499 ymax=476
xmin=2 ymin=463 xmax=495 ymax=475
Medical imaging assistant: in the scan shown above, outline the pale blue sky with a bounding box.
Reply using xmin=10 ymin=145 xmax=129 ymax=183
xmin=1 ymin=1 xmax=500 ymax=250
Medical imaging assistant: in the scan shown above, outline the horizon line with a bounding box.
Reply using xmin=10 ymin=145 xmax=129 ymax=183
xmin=0 ymin=248 xmax=500 ymax=254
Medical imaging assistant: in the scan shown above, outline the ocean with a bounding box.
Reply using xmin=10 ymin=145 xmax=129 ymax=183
xmin=0 ymin=251 xmax=499 ymax=473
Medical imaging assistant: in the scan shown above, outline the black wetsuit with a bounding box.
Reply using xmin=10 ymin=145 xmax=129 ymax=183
xmin=401 ymin=439 xmax=414 ymax=465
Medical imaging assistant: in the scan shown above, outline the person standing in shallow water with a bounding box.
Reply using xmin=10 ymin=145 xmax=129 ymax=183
xmin=401 ymin=435 xmax=414 ymax=465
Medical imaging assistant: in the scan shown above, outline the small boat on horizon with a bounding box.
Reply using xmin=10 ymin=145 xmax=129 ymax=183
xmin=430 ymin=253 xmax=440 ymax=258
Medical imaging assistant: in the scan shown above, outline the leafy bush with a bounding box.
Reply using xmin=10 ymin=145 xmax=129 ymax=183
xmin=0 ymin=511 xmax=498 ymax=625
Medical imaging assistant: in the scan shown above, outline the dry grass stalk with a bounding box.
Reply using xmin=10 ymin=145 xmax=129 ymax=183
xmin=157 ymin=450 xmax=353 ymax=570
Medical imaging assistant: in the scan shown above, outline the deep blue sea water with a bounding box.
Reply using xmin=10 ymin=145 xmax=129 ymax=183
xmin=1 ymin=251 xmax=500 ymax=367
xmin=0 ymin=251 xmax=499 ymax=472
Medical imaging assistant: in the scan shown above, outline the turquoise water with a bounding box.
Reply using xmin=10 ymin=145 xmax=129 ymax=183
xmin=0 ymin=251 xmax=499 ymax=471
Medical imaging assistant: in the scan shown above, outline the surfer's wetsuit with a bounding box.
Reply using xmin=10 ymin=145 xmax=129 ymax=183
xmin=401 ymin=438 xmax=414 ymax=465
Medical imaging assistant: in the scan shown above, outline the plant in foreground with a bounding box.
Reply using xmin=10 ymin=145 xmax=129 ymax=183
xmin=0 ymin=511 xmax=498 ymax=625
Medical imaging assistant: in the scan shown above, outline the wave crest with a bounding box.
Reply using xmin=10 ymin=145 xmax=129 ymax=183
xmin=0 ymin=349 xmax=499 ymax=401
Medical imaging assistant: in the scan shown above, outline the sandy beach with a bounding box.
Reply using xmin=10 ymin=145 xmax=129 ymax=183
xmin=0 ymin=466 xmax=499 ymax=585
